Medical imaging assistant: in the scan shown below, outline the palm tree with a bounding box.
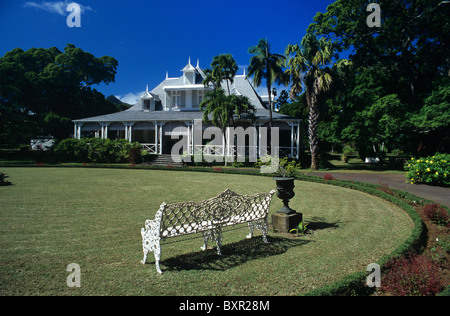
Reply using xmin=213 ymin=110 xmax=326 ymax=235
xmin=247 ymin=38 xmax=287 ymax=128
xmin=202 ymin=54 xmax=238 ymax=94
xmin=200 ymin=89 xmax=254 ymax=165
xmin=201 ymin=54 xmax=254 ymax=165
xmin=285 ymin=34 xmax=348 ymax=170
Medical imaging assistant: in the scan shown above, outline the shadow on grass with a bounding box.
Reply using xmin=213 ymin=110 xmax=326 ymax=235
xmin=306 ymin=216 xmax=341 ymax=231
xmin=160 ymin=236 xmax=312 ymax=272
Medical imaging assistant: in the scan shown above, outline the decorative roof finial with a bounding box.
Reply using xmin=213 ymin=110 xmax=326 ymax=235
xmin=146 ymin=84 xmax=148 ymax=92
xmin=166 ymin=71 xmax=168 ymax=79
xmin=188 ymin=56 xmax=191 ymax=65
xmin=197 ymin=59 xmax=199 ymax=68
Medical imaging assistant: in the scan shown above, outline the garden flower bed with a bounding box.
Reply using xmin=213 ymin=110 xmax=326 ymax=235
xmin=405 ymin=153 xmax=450 ymax=187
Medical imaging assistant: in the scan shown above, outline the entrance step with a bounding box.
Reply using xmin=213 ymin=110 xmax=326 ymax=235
xmin=147 ymin=154 xmax=184 ymax=167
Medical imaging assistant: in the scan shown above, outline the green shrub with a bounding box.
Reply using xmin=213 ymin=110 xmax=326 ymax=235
xmin=54 ymin=138 xmax=142 ymax=163
xmin=341 ymin=144 xmax=354 ymax=163
xmin=405 ymin=153 xmax=450 ymax=187
xmin=54 ymin=138 xmax=84 ymax=162
xmin=0 ymin=172 xmax=11 ymax=186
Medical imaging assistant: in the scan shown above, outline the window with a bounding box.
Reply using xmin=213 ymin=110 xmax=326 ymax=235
xmin=198 ymin=91 xmax=204 ymax=106
xmin=144 ymin=100 xmax=150 ymax=111
xmin=171 ymin=91 xmax=181 ymax=107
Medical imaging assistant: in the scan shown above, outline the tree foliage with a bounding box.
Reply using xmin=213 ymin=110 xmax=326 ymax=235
xmin=202 ymin=54 xmax=238 ymax=94
xmin=0 ymin=44 xmax=120 ymax=146
xmin=285 ymin=34 xmax=350 ymax=169
xmin=201 ymin=54 xmax=255 ymax=165
xmin=303 ymin=0 xmax=450 ymax=157
xmin=247 ymin=39 xmax=287 ymax=127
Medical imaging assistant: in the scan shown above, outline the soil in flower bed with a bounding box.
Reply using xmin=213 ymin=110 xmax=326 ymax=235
xmin=415 ymin=205 xmax=450 ymax=287
xmin=376 ymin=204 xmax=450 ymax=296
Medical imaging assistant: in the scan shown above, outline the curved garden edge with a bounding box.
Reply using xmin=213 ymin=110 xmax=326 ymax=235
xmin=296 ymin=175 xmax=426 ymax=296
xmin=2 ymin=163 xmax=449 ymax=295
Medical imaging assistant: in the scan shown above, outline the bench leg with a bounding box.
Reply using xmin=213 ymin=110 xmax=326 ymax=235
xmin=154 ymin=244 xmax=162 ymax=274
xmin=246 ymin=222 xmax=255 ymax=239
xmin=214 ymin=227 xmax=223 ymax=256
xmin=201 ymin=228 xmax=223 ymax=256
xmin=247 ymin=219 xmax=269 ymax=244
xmin=141 ymin=227 xmax=163 ymax=274
xmin=201 ymin=230 xmax=212 ymax=251
xmin=261 ymin=219 xmax=269 ymax=244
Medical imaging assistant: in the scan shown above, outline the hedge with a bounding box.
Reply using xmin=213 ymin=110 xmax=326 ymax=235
xmin=53 ymin=138 xmax=142 ymax=163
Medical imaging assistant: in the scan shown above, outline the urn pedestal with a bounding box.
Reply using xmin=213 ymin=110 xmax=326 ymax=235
xmin=271 ymin=212 xmax=303 ymax=233
xmin=272 ymin=177 xmax=302 ymax=233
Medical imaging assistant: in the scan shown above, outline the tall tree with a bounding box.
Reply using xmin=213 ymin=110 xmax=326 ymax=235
xmin=247 ymin=39 xmax=287 ymax=128
xmin=307 ymin=0 xmax=450 ymax=155
xmin=203 ymin=54 xmax=238 ymax=94
xmin=0 ymin=45 xmax=119 ymax=145
xmin=285 ymin=34 xmax=349 ymax=169
xmin=201 ymin=54 xmax=254 ymax=164
xmin=200 ymin=89 xmax=254 ymax=165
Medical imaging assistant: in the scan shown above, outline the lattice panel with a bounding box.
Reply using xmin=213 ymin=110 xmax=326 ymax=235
xmin=160 ymin=189 xmax=274 ymax=238
xmin=141 ymin=188 xmax=276 ymax=274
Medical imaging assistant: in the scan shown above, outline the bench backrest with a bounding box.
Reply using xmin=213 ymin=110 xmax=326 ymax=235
xmin=158 ymin=189 xmax=275 ymax=238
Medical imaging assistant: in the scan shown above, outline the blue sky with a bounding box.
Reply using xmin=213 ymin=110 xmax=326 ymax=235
xmin=0 ymin=0 xmax=335 ymax=104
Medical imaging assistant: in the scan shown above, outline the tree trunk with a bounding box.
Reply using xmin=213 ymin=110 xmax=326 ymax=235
xmin=266 ymin=83 xmax=273 ymax=154
xmin=222 ymin=127 xmax=228 ymax=167
xmin=267 ymin=84 xmax=273 ymax=129
xmin=308 ymin=83 xmax=320 ymax=170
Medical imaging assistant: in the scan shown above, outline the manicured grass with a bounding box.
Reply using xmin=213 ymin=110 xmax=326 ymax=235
xmin=0 ymin=167 xmax=414 ymax=295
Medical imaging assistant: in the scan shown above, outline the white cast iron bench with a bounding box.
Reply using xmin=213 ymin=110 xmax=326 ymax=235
xmin=140 ymin=188 xmax=276 ymax=273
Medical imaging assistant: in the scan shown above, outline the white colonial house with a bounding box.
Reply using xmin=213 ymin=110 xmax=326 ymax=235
xmin=73 ymin=59 xmax=302 ymax=160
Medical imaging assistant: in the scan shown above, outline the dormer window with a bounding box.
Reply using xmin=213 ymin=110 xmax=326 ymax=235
xmin=182 ymin=58 xmax=197 ymax=85
xmin=144 ymin=99 xmax=150 ymax=111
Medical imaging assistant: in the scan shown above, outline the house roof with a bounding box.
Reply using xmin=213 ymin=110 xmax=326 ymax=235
xmin=73 ymin=108 xmax=296 ymax=123
xmin=73 ymin=60 xmax=298 ymax=124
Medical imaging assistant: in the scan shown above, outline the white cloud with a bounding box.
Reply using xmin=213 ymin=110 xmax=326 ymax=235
xmin=23 ymin=1 xmax=94 ymax=16
xmin=115 ymin=92 xmax=144 ymax=105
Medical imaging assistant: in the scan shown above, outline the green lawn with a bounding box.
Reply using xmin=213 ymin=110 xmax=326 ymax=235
xmin=0 ymin=167 xmax=414 ymax=295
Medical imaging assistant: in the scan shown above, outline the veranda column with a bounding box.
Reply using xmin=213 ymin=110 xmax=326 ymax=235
xmin=154 ymin=121 xmax=158 ymax=154
xmin=75 ymin=123 xmax=84 ymax=140
xmin=184 ymin=121 xmax=193 ymax=155
xmin=129 ymin=123 xmax=134 ymax=142
xmin=296 ymin=120 xmax=301 ymax=160
xmin=159 ymin=122 xmax=164 ymax=154
xmin=79 ymin=123 xmax=84 ymax=139
xmin=124 ymin=122 xmax=128 ymax=141
xmin=100 ymin=123 xmax=107 ymax=139
xmin=253 ymin=123 xmax=258 ymax=159
xmin=123 ymin=122 xmax=134 ymax=142
xmin=223 ymin=132 xmax=226 ymax=159
xmin=103 ymin=123 xmax=110 ymax=139
xmin=190 ymin=120 xmax=194 ymax=156
xmin=227 ymin=127 xmax=232 ymax=161
xmin=290 ymin=122 xmax=294 ymax=158
xmin=258 ymin=122 xmax=263 ymax=158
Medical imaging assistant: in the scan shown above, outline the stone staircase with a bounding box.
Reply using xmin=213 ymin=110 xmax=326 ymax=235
xmin=148 ymin=154 xmax=184 ymax=167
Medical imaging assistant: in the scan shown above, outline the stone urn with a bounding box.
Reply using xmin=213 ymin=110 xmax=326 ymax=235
xmin=273 ymin=177 xmax=296 ymax=214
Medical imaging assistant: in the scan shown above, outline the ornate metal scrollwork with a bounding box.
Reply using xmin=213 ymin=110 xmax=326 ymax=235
xmin=141 ymin=189 xmax=275 ymax=273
